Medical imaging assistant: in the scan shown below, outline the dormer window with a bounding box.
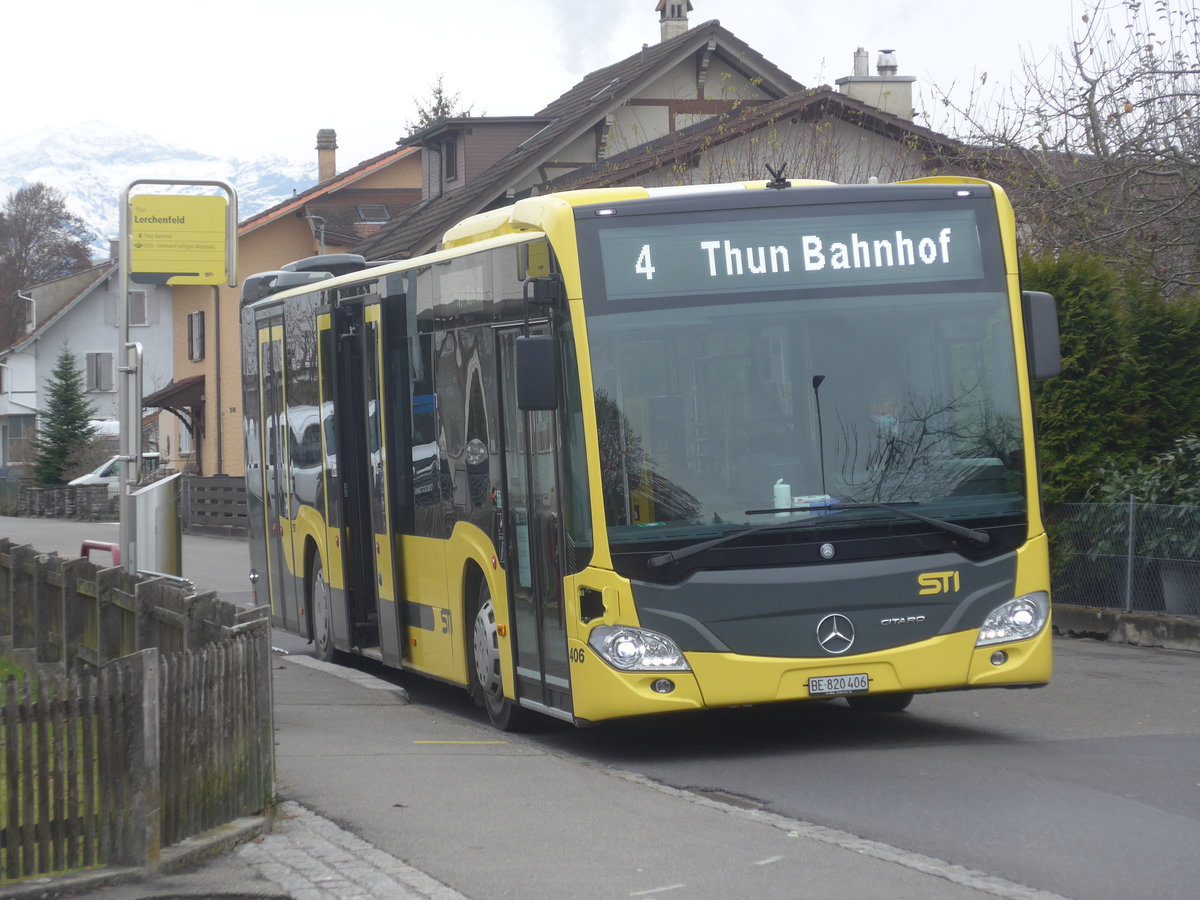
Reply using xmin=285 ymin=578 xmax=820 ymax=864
xmin=443 ymin=136 xmax=458 ymax=181
xmin=357 ymin=204 xmax=390 ymax=224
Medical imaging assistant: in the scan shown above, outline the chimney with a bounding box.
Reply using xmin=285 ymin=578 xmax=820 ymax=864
xmin=316 ymin=129 xmax=338 ymax=183
xmin=835 ymin=48 xmax=917 ymax=121
xmin=657 ymin=0 xmax=692 ymax=42
xmin=109 ymin=239 xmax=119 ymax=262
xmin=853 ymin=47 xmax=869 ymax=77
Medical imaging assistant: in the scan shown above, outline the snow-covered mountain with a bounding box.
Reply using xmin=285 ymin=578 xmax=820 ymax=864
xmin=0 ymin=122 xmax=317 ymax=257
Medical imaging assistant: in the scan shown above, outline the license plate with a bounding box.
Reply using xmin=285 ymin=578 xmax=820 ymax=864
xmin=808 ymin=673 xmax=870 ymax=697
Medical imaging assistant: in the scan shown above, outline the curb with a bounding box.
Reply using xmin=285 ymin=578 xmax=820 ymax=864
xmin=1054 ymin=603 xmax=1200 ymax=653
xmin=0 ymin=816 xmax=270 ymax=900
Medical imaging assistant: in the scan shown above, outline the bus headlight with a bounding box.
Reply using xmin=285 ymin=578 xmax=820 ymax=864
xmin=588 ymin=625 xmax=691 ymax=672
xmin=975 ymin=592 xmax=1049 ymax=646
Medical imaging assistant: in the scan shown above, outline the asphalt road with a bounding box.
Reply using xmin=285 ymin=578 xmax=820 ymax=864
xmin=6 ymin=517 xmax=1198 ymax=899
xmin=528 ymin=638 xmax=1200 ymax=900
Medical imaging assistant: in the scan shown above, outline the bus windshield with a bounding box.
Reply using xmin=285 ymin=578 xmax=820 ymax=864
xmin=580 ymin=198 xmax=1025 ymax=566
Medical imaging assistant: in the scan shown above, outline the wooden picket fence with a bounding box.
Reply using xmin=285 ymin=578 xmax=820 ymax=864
xmin=183 ymin=475 xmax=248 ymax=536
xmin=0 ymin=540 xmax=274 ymax=883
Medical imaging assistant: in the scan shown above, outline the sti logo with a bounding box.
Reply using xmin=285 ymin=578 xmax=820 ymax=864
xmin=917 ymin=571 xmax=961 ymax=596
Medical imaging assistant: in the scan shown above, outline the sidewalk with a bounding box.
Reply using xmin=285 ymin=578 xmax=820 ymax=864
xmin=0 ymin=800 xmax=460 ymax=900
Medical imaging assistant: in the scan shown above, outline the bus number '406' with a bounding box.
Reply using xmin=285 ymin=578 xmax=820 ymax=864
xmin=568 ymin=647 xmax=587 ymax=664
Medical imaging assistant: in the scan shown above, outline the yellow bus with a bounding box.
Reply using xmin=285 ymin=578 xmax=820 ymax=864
xmin=240 ymin=177 xmax=1060 ymax=729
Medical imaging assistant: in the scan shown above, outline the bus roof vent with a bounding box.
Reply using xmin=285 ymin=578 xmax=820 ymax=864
xmin=281 ymin=253 xmax=367 ymax=277
xmin=241 ymin=269 xmax=334 ymax=305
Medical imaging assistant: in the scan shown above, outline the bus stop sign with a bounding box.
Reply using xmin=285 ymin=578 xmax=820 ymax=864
xmin=129 ymin=193 xmax=229 ymax=285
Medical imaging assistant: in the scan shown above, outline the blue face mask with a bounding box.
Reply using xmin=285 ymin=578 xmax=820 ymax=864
xmin=872 ymin=414 xmax=897 ymax=430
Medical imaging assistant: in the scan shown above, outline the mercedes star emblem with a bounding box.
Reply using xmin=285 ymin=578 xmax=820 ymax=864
xmin=816 ymin=614 xmax=855 ymax=654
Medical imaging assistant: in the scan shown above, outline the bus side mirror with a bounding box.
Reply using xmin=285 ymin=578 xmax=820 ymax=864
xmin=516 ymin=335 xmax=560 ymax=411
xmin=1021 ymin=290 xmax=1061 ymax=381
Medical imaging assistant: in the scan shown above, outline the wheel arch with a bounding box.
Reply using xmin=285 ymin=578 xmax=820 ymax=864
xmin=302 ymin=535 xmax=321 ymax=641
xmin=462 ymin=558 xmax=488 ymax=700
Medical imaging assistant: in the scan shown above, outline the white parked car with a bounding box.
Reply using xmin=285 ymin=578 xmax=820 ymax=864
xmin=69 ymin=453 xmax=161 ymax=496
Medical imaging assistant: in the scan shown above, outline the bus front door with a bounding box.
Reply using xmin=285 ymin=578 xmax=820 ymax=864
xmin=498 ymin=328 xmax=572 ymax=720
xmin=257 ymin=322 xmax=302 ymax=631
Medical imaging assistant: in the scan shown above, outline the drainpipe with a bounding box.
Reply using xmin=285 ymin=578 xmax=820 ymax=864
xmin=17 ymin=292 xmax=35 ymax=333
xmin=305 ymin=214 xmax=327 ymax=254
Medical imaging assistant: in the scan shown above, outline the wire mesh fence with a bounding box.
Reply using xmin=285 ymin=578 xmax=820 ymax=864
xmin=1048 ymin=501 xmax=1200 ymax=617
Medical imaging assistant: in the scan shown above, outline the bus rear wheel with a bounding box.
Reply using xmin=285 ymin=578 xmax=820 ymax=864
xmin=846 ymin=692 xmax=914 ymax=712
xmin=471 ymin=584 xmax=524 ymax=731
xmin=310 ymin=558 xmax=334 ymax=663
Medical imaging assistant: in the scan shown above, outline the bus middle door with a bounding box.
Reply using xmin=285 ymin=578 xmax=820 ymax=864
xmin=362 ymin=302 xmax=402 ymax=664
xmin=330 ymin=299 xmax=401 ymax=664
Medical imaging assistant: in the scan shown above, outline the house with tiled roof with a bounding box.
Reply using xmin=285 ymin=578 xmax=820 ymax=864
xmin=357 ymin=5 xmax=805 ymax=261
xmin=153 ymin=134 xmax=420 ymax=481
xmin=357 ymin=5 xmax=963 ymax=263
xmin=547 ymin=77 xmax=965 ymax=192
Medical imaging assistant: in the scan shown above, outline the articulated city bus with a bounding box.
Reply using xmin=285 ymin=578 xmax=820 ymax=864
xmin=240 ymin=176 xmax=1060 ymax=729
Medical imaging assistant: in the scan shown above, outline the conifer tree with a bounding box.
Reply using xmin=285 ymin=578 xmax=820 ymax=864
xmin=31 ymin=346 xmax=97 ymax=486
xmin=403 ymin=75 xmax=475 ymax=137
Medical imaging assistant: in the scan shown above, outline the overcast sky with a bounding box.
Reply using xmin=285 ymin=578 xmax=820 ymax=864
xmin=8 ymin=0 xmax=1090 ymax=168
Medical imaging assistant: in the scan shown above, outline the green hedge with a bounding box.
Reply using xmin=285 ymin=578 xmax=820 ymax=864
xmin=1024 ymin=253 xmax=1200 ymax=503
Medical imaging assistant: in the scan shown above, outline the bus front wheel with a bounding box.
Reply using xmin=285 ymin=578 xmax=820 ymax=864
xmin=471 ymin=583 xmax=524 ymax=731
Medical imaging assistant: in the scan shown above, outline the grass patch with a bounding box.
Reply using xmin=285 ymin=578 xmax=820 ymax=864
xmin=0 ymin=657 xmax=24 ymax=682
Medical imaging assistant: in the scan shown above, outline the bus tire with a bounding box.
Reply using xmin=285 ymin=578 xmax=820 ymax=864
xmin=846 ymin=692 xmax=914 ymax=713
xmin=471 ymin=580 xmax=524 ymax=732
xmin=310 ymin=557 xmax=335 ymax=663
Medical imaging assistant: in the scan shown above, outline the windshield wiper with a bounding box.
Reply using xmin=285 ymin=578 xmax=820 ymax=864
xmin=647 ymin=500 xmax=989 ymax=570
xmin=646 ymin=518 xmax=817 ymax=569
xmin=745 ymin=500 xmax=990 ymax=546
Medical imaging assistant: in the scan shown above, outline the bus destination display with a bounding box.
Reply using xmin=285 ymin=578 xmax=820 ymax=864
xmin=597 ymin=207 xmax=985 ymax=301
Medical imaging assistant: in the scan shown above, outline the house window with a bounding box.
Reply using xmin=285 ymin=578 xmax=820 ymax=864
xmin=0 ymin=364 xmax=6 ymax=394
xmin=356 ymin=204 xmax=390 ymax=224
xmin=188 ymin=310 xmax=205 ymax=362
xmin=443 ymin=136 xmax=458 ymax=182
xmin=5 ymin=415 xmax=34 ymax=469
xmin=129 ymin=290 xmax=148 ymax=326
xmin=86 ymin=352 xmax=114 ymax=392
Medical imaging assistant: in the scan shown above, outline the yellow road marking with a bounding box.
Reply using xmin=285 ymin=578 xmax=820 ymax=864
xmin=412 ymin=740 xmax=508 ymax=745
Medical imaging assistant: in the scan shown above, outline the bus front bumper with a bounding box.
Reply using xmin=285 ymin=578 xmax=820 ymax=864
xmin=569 ymin=625 xmax=1051 ymax=723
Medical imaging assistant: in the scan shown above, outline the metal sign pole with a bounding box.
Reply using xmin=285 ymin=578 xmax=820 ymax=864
xmin=118 ymin=195 xmax=135 ymax=572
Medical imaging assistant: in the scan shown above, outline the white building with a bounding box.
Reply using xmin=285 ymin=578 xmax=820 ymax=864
xmin=0 ymin=255 xmax=173 ymax=475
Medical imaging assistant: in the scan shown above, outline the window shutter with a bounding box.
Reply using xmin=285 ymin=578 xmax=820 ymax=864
xmin=188 ymin=311 xmax=205 ymax=361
